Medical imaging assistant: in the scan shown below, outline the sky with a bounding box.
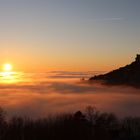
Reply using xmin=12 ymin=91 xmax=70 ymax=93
xmin=0 ymin=0 xmax=140 ymax=72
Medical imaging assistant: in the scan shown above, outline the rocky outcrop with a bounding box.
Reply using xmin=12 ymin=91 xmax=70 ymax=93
xmin=89 ymin=55 xmax=140 ymax=87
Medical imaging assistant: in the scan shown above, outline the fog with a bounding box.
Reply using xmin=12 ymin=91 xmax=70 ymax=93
xmin=0 ymin=71 xmax=140 ymax=119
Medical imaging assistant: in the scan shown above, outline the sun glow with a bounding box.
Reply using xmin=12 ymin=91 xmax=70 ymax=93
xmin=3 ymin=64 xmax=12 ymax=72
xmin=0 ymin=63 xmax=22 ymax=84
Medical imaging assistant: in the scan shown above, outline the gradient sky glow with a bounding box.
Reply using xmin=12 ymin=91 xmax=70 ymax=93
xmin=0 ymin=0 xmax=140 ymax=72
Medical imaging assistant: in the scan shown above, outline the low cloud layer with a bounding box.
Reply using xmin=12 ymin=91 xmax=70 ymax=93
xmin=0 ymin=72 xmax=140 ymax=119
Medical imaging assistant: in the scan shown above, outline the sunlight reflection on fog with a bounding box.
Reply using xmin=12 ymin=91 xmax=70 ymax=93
xmin=0 ymin=72 xmax=24 ymax=84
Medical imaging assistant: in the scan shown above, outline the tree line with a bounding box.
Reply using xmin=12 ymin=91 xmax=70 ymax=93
xmin=0 ymin=106 xmax=140 ymax=140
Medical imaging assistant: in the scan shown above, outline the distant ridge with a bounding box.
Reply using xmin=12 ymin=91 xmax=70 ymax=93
xmin=89 ymin=54 xmax=140 ymax=87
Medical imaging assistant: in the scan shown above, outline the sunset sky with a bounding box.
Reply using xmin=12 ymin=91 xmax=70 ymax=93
xmin=0 ymin=0 xmax=140 ymax=72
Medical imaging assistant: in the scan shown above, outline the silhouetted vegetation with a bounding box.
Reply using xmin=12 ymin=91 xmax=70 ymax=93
xmin=0 ymin=106 xmax=140 ymax=140
xmin=90 ymin=54 xmax=140 ymax=88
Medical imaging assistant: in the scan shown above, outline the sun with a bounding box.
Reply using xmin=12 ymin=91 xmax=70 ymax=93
xmin=3 ymin=64 xmax=13 ymax=72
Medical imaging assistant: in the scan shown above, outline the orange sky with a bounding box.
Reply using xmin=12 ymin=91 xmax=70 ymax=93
xmin=0 ymin=0 xmax=139 ymax=72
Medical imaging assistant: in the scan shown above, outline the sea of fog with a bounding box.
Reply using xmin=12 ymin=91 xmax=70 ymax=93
xmin=0 ymin=71 xmax=140 ymax=119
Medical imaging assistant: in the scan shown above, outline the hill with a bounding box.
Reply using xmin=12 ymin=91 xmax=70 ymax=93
xmin=89 ymin=54 xmax=140 ymax=87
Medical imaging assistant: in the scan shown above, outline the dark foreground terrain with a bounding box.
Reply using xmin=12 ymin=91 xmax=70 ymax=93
xmin=90 ymin=54 xmax=140 ymax=88
xmin=0 ymin=107 xmax=140 ymax=140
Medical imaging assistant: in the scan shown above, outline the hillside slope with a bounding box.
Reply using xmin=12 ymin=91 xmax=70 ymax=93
xmin=89 ymin=55 xmax=140 ymax=87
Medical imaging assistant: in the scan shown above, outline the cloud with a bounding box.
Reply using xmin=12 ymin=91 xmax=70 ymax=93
xmin=91 ymin=17 xmax=125 ymax=22
xmin=0 ymin=72 xmax=140 ymax=119
xmin=48 ymin=71 xmax=100 ymax=79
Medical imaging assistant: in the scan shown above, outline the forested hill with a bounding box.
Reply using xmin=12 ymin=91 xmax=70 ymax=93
xmin=89 ymin=54 xmax=140 ymax=87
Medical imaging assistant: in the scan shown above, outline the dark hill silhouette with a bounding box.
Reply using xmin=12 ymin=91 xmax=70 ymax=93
xmin=89 ymin=54 xmax=140 ymax=87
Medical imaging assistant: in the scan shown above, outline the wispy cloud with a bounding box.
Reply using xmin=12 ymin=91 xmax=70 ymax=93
xmin=92 ymin=17 xmax=124 ymax=22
